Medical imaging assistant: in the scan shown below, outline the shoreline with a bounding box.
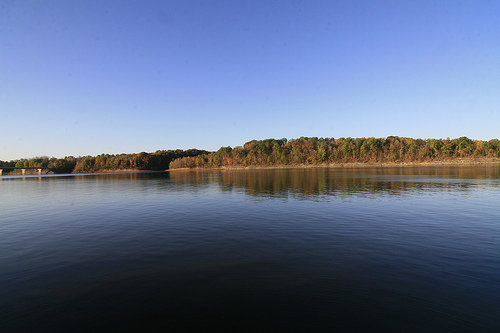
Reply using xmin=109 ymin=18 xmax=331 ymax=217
xmin=168 ymin=158 xmax=500 ymax=171
xmin=4 ymin=159 xmax=498 ymax=176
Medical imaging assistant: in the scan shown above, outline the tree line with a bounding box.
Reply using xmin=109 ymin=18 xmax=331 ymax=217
xmin=169 ymin=136 xmax=500 ymax=169
xmin=0 ymin=149 xmax=207 ymax=174
xmin=2 ymin=137 xmax=499 ymax=174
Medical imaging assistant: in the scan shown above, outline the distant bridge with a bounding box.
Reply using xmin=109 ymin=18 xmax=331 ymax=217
xmin=0 ymin=167 xmax=50 ymax=175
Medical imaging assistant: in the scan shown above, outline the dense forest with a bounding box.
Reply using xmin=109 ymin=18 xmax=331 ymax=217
xmin=2 ymin=137 xmax=499 ymax=174
xmin=0 ymin=149 xmax=207 ymax=174
xmin=169 ymin=136 xmax=500 ymax=169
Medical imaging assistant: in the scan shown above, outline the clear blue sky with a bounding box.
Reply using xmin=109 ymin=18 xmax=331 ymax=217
xmin=1 ymin=0 xmax=499 ymax=160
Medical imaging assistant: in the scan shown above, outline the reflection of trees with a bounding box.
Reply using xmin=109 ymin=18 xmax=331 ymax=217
xmin=11 ymin=167 xmax=497 ymax=198
xmin=169 ymin=166 xmax=500 ymax=198
xmin=73 ymin=172 xmax=153 ymax=182
xmin=168 ymin=169 xmax=211 ymax=186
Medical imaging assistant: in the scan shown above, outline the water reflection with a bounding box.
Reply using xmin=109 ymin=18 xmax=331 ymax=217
xmin=2 ymin=166 xmax=499 ymax=200
xmin=2 ymin=165 xmax=500 ymax=332
xmin=169 ymin=165 xmax=500 ymax=199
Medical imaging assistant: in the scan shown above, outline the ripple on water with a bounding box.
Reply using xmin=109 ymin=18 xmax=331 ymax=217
xmin=1 ymin=168 xmax=500 ymax=331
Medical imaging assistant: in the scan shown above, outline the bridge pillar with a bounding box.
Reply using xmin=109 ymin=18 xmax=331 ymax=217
xmin=38 ymin=168 xmax=42 ymax=175
xmin=21 ymin=169 xmax=26 ymax=175
xmin=0 ymin=170 xmax=2 ymax=175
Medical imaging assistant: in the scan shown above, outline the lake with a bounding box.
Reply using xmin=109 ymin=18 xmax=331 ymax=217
xmin=1 ymin=166 xmax=500 ymax=332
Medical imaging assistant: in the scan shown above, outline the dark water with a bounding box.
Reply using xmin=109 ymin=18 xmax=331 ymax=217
xmin=1 ymin=166 xmax=500 ymax=332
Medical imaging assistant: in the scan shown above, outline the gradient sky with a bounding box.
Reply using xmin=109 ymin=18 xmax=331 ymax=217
xmin=1 ymin=1 xmax=499 ymax=160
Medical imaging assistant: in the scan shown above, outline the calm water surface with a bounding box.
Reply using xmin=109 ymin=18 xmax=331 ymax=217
xmin=1 ymin=166 xmax=500 ymax=332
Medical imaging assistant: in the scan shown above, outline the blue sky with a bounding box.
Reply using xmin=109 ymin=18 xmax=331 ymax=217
xmin=1 ymin=0 xmax=499 ymax=160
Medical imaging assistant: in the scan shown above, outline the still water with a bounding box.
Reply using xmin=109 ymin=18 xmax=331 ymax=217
xmin=1 ymin=166 xmax=500 ymax=332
